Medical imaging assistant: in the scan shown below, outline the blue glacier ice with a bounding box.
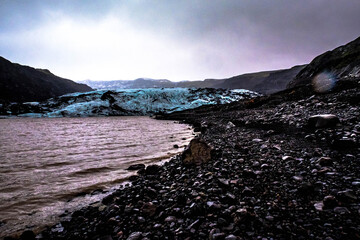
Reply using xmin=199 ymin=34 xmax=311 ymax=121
xmin=12 ymin=88 xmax=260 ymax=117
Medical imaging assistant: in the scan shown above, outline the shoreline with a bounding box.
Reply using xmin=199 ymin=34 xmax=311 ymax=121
xmin=8 ymin=78 xmax=360 ymax=239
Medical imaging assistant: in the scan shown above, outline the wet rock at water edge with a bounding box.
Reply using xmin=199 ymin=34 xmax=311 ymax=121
xmin=127 ymin=164 xmax=145 ymax=170
xmin=308 ymin=114 xmax=340 ymax=128
xmin=182 ymin=138 xmax=213 ymax=165
xmin=144 ymin=164 xmax=161 ymax=175
xmin=19 ymin=230 xmax=36 ymax=240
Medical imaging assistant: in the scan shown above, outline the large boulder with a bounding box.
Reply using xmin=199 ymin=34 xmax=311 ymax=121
xmin=182 ymin=138 xmax=213 ymax=165
xmin=308 ymin=114 xmax=340 ymax=128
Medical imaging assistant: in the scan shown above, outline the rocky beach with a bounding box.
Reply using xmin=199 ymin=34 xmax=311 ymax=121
xmin=9 ymin=77 xmax=359 ymax=240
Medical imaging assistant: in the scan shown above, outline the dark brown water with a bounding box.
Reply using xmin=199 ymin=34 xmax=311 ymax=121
xmin=0 ymin=117 xmax=193 ymax=238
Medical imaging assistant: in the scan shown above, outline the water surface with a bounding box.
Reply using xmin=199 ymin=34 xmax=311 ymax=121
xmin=0 ymin=117 xmax=193 ymax=238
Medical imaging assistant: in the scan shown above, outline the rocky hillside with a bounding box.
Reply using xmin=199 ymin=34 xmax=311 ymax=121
xmin=0 ymin=57 xmax=93 ymax=103
xmin=288 ymin=36 xmax=360 ymax=88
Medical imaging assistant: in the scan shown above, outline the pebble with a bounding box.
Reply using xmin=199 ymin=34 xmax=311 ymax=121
xmin=314 ymin=202 xmax=324 ymax=211
xmin=211 ymin=233 xmax=226 ymax=240
xmin=337 ymin=189 xmax=357 ymax=202
xmin=333 ymin=207 xmax=350 ymax=214
xmin=165 ymin=216 xmax=177 ymax=222
xmin=99 ymin=235 xmax=113 ymax=240
xmin=225 ymin=235 xmax=238 ymax=240
xmin=292 ymin=175 xmax=303 ymax=181
xmin=318 ymin=157 xmax=333 ymax=166
xmin=352 ymin=181 xmax=360 ymax=186
xmin=260 ymin=164 xmax=270 ymax=169
xmin=282 ymin=155 xmax=294 ymax=161
xmin=323 ymin=195 xmax=338 ymax=209
xmin=126 ymin=232 xmax=142 ymax=240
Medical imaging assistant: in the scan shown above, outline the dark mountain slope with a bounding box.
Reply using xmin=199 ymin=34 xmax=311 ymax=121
xmin=214 ymin=65 xmax=306 ymax=94
xmin=0 ymin=57 xmax=93 ymax=103
xmin=288 ymin=36 xmax=360 ymax=88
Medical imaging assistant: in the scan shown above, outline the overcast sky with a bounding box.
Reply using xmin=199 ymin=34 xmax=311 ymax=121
xmin=1 ymin=0 xmax=360 ymax=81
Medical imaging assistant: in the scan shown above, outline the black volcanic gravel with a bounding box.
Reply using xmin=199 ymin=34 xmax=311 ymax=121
xmin=11 ymin=78 xmax=360 ymax=240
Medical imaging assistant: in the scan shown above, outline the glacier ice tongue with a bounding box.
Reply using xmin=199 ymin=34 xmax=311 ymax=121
xmin=20 ymin=88 xmax=261 ymax=117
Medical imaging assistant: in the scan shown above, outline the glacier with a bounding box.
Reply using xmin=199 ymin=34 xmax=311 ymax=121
xmin=2 ymin=88 xmax=260 ymax=117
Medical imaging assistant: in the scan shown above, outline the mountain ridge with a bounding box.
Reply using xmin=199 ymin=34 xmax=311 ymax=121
xmin=0 ymin=56 xmax=93 ymax=103
xmin=79 ymin=65 xmax=306 ymax=94
xmin=288 ymin=36 xmax=360 ymax=88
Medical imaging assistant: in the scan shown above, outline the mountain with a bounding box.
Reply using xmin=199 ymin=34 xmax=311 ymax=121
xmin=79 ymin=78 xmax=176 ymax=90
xmin=79 ymin=78 xmax=218 ymax=90
xmin=214 ymin=65 xmax=306 ymax=94
xmin=0 ymin=56 xmax=93 ymax=103
xmin=81 ymin=66 xmax=305 ymax=94
xmin=288 ymin=36 xmax=360 ymax=88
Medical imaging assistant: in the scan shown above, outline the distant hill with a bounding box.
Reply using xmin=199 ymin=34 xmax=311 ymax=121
xmin=0 ymin=56 xmax=93 ymax=103
xmin=80 ymin=78 xmax=175 ymax=89
xmin=81 ymin=66 xmax=305 ymax=95
xmin=288 ymin=36 xmax=360 ymax=88
xmin=79 ymin=78 xmax=225 ymax=90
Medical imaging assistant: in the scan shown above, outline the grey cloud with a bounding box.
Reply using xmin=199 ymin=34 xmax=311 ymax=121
xmin=110 ymin=0 xmax=360 ymax=66
xmin=1 ymin=0 xmax=360 ymax=79
xmin=2 ymin=0 xmax=360 ymax=50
